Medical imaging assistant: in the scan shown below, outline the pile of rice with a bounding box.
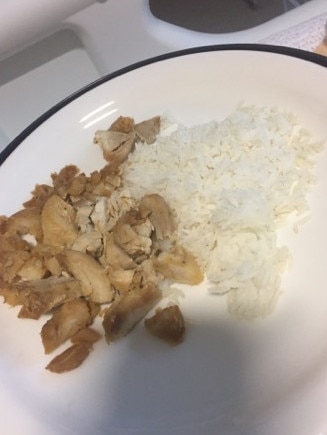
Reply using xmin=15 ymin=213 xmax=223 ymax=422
xmin=122 ymin=104 xmax=324 ymax=319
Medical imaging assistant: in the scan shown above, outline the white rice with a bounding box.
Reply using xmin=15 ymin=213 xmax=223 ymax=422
xmin=122 ymin=104 xmax=324 ymax=319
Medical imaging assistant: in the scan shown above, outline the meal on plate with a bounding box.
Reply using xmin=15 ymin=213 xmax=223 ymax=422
xmin=0 ymin=104 xmax=323 ymax=373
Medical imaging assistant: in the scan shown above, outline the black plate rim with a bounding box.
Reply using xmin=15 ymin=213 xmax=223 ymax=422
xmin=1 ymin=43 xmax=326 ymax=165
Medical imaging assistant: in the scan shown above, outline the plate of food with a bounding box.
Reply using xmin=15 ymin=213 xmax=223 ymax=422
xmin=0 ymin=45 xmax=327 ymax=435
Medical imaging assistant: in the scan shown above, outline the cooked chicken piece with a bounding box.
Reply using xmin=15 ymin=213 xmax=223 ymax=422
xmin=41 ymin=194 xmax=78 ymax=247
xmin=103 ymin=233 xmax=136 ymax=270
xmin=0 ymin=215 xmax=7 ymax=234
xmin=44 ymin=255 xmax=62 ymax=277
xmin=139 ymin=194 xmax=175 ymax=240
xmin=58 ymin=249 xmax=114 ymax=303
xmin=109 ymin=116 xmax=135 ymax=133
xmin=109 ymin=268 xmax=135 ymax=293
xmin=94 ymin=130 xmax=136 ymax=167
xmin=0 ymin=250 xmax=30 ymax=283
xmin=41 ymin=298 xmax=93 ymax=353
xmin=89 ymin=197 xmax=106 ymax=233
xmin=0 ymin=234 xmax=30 ymax=251
xmin=66 ymin=173 xmax=87 ymax=197
xmin=135 ymin=116 xmax=160 ymax=144
xmin=144 ymin=305 xmax=185 ymax=345
xmin=91 ymin=190 xmax=136 ymax=234
xmin=71 ymin=231 xmax=103 ymax=258
xmin=98 ymin=163 xmax=123 ymax=182
xmin=5 ymin=207 xmax=42 ymax=241
xmin=51 ymin=165 xmax=80 ymax=198
xmin=71 ymin=327 xmax=101 ymax=344
xmin=46 ymin=342 xmax=93 ymax=373
xmin=139 ymin=258 xmax=163 ymax=286
xmin=84 ymin=165 xmax=122 ymax=199
xmin=74 ymin=200 xmax=94 ymax=232
xmin=102 ymin=282 xmax=161 ymax=343
xmin=154 ymin=245 xmax=204 ymax=285
xmin=27 ymin=243 xmax=63 ymax=277
xmin=23 ymin=184 xmax=53 ymax=208
xmin=17 ymin=254 xmax=47 ymax=281
xmin=0 ymin=283 xmax=22 ymax=306
xmin=112 ymin=209 xmax=153 ymax=258
xmin=87 ymin=300 xmax=101 ymax=318
xmin=113 ymin=220 xmax=152 ymax=257
xmin=17 ymin=276 xmax=82 ymax=319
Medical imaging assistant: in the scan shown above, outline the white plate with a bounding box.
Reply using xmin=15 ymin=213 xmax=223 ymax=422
xmin=1 ymin=46 xmax=327 ymax=435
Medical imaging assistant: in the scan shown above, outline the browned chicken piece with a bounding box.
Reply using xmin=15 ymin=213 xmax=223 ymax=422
xmin=70 ymin=327 xmax=101 ymax=344
xmin=44 ymin=255 xmax=62 ymax=277
xmin=17 ymin=276 xmax=82 ymax=319
xmin=86 ymin=165 xmax=122 ymax=199
xmin=90 ymin=191 xmax=136 ymax=234
xmin=46 ymin=342 xmax=93 ymax=373
xmin=154 ymin=245 xmax=204 ymax=285
xmin=74 ymin=199 xmax=94 ymax=233
xmin=109 ymin=116 xmax=135 ymax=133
xmin=87 ymin=300 xmax=101 ymax=319
xmin=108 ymin=268 xmax=135 ymax=294
xmin=139 ymin=194 xmax=175 ymax=240
xmin=144 ymin=305 xmax=185 ymax=345
xmin=23 ymin=183 xmax=53 ymax=209
xmin=41 ymin=298 xmax=94 ymax=354
xmin=0 ymin=250 xmax=30 ymax=283
xmin=71 ymin=231 xmax=103 ymax=258
xmin=0 ymin=237 xmax=56 ymax=284
xmin=113 ymin=221 xmax=152 ymax=257
xmin=29 ymin=243 xmax=63 ymax=277
xmin=0 ymin=283 xmax=22 ymax=306
xmin=102 ymin=282 xmax=161 ymax=343
xmin=51 ymin=165 xmax=80 ymax=198
xmin=98 ymin=162 xmax=123 ymax=180
xmin=16 ymin=253 xmax=47 ymax=281
xmin=58 ymin=249 xmax=114 ymax=303
xmin=0 ymin=215 xmax=8 ymax=233
xmin=113 ymin=210 xmax=153 ymax=258
xmin=138 ymin=258 xmax=163 ymax=286
xmin=103 ymin=233 xmax=136 ymax=270
xmin=66 ymin=173 xmax=88 ymax=197
xmin=94 ymin=130 xmax=136 ymax=167
xmin=135 ymin=116 xmax=160 ymax=144
xmin=102 ymin=233 xmax=136 ymax=293
xmin=0 ymin=234 xmax=30 ymax=251
xmin=4 ymin=206 xmax=43 ymax=241
xmin=41 ymin=194 xmax=78 ymax=247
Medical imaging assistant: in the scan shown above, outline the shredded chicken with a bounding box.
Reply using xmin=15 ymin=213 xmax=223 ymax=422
xmin=0 ymin=114 xmax=204 ymax=373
